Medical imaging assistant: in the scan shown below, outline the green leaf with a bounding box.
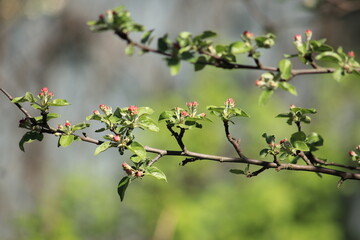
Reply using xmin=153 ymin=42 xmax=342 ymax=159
xmin=141 ymin=29 xmax=154 ymax=44
xmin=315 ymin=51 xmax=342 ymax=63
xmin=290 ymin=131 xmax=309 ymax=151
xmin=130 ymin=155 xmax=143 ymax=163
xmin=94 ymin=141 xmax=111 ymax=156
xmin=19 ymin=131 xmax=44 ymax=151
xmin=194 ymin=56 xmax=207 ymax=71
xmin=279 ymin=59 xmax=293 ymax=80
xmin=127 ymin=141 xmax=146 ymax=160
xmin=166 ymin=58 xmax=181 ymax=76
xmin=125 ymin=44 xmax=135 ymax=56
xmin=293 ymin=141 xmax=309 ymax=151
xmin=137 ymin=107 xmax=154 ymax=116
xmin=144 ymin=166 xmax=167 ymax=182
xmin=276 ymin=113 xmax=291 ymax=118
xmin=158 ymin=34 xmax=170 ymax=52
xmin=258 ymin=89 xmax=274 ymax=105
xmin=279 ymin=82 xmax=297 ymax=95
xmin=117 ymin=176 xmax=130 ymax=202
xmin=230 ymin=41 xmax=252 ymax=54
xmin=259 ymin=148 xmax=269 ymax=158
xmin=158 ymin=111 xmax=174 ymax=122
xmin=231 ymin=108 xmax=250 ymax=118
xmin=332 ymin=68 xmax=343 ymax=82
xmin=48 ymin=99 xmax=70 ymax=106
xmin=138 ymin=115 xmax=159 ymax=132
xmin=229 ymin=169 xmax=245 ymax=175
xmin=59 ymin=135 xmax=75 ymax=147
xmin=72 ymin=122 xmax=90 ymax=131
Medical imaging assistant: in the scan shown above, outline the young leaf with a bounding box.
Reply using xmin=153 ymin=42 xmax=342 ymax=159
xmin=127 ymin=141 xmax=146 ymax=160
xmin=138 ymin=115 xmax=159 ymax=132
xmin=94 ymin=141 xmax=111 ymax=155
xmin=144 ymin=166 xmax=167 ymax=182
xmin=258 ymin=89 xmax=274 ymax=105
xmin=59 ymin=135 xmax=75 ymax=147
xmin=141 ymin=29 xmax=154 ymax=44
xmin=72 ymin=122 xmax=90 ymax=131
xmin=279 ymin=82 xmax=297 ymax=95
xmin=279 ymin=59 xmax=292 ymax=80
xmin=167 ymin=58 xmax=181 ymax=76
xmin=117 ymin=176 xmax=131 ymax=202
xmin=48 ymin=99 xmax=70 ymax=106
xmin=19 ymin=131 xmax=44 ymax=151
xmin=230 ymin=41 xmax=252 ymax=54
xmin=125 ymin=44 xmax=135 ymax=56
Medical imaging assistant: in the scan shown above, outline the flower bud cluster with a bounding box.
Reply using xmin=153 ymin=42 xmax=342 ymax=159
xmin=128 ymin=105 xmax=138 ymax=115
xmin=122 ymin=162 xmax=144 ymax=177
xmin=255 ymin=73 xmax=278 ymax=90
xmin=99 ymin=104 xmax=112 ymax=115
xmin=38 ymin=87 xmax=54 ymax=106
xmin=224 ymin=98 xmax=235 ymax=108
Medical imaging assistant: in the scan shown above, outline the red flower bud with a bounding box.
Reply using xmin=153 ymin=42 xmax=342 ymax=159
xmin=113 ymin=135 xmax=121 ymax=142
xmin=280 ymin=138 xmax=287 ymax=144
xmin=99 ymin=14 xmax=104 ymax=20
xmin=65 ymin=121 xmax=71 ymax=127
xmin=128 ymin=105 xmax=138 ymax=115
xmin=99 ymin=104 xmax=106 ymax=110
xmin=93 ymin=110 xmax=100 ymax=115
xmin=305 ymin=29 xmax=312 ymax=39
xmin=255 ymin=79 xmax=263 ymax=86
xmin=243 ymin=31 xmax=254 ymax=39
xmin=41 ymin=87 xmax=48 ymax=93
xmin=294 ymin=34 xmax=302 ymax=42
xmin=349 ymin=151 xmax=356 ymax=157
xmin=135 ymin=171 xmax=144 ymax=177
xmin=48 ymin=92 xmax=54 ymax=97
xmin=348 ymin=51 xmax=355 ymax=58
xmin=192 ymin=101 xmax=198 ymax=107
xmin=181 ymin=111 xmax=188 ymax=117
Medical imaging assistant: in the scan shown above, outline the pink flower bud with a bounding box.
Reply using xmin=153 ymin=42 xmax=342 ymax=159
xmin=48 ymin=92 xmax=54 ymax=97
xmin=65 ymin=121 xmax=71 ymax=127
xmin=200 ymin=113 xmax=206 ymax=117
xmin=93 ymin=110 xmax=100 ymax=115
xmin=192 ymin=101 xmax=198 ymax=107
xmin=41 ymin=87 xmax=48 ymax=93
xmin=243 ymin=31 xmax=254 ymax=39
xmin=99 ymin=104 xmax=106 ymax=110
xmin=349 ymin=151 xmax=356 ymax=157
xmin=348 ymin=51 xmax=355 ymax=58
xmin=135 ymin=171 xmax=144 ymax=177
xmin=290 ymin=104 xmax=295 ymax=109
xmin=99 ymin=14 xmax=104 ymax=20
xmin=122 ymin=162 xmax=133 ymax=175
xmin=187 ymin=102 xmax=192 ymax=107
xmin=305 ymin=29 xmax=312 ymax=39
xmin=280 ymin=138 xmax=287 ymax=144
xmin=356 ymin=145 xmax=360 ymax=150
xmin=39 ymin=92 xmax=44 ymax=97
xmin=113 ymin=135 xmax=121 ymax=142
xmin=225 ymin=98 xmax=235 ymax=106
xmin=57 ymin=124 xmax=64 ymax=130
xmin=255 ymin=79 xmax=263 ymax=86
xmin=294 ymin=34 xmax=302 ymax=42
xmin=181 ymin=111 xmax=188 ymax=117
xmin=128 ymin=105 xmax=138 ymax=115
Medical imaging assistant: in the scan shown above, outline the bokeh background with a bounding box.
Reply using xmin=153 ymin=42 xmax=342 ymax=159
xmin=1 ymin=0 xmax=360 ymax=239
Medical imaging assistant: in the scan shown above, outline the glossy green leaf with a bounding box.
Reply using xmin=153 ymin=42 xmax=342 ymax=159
xmin=194 ymin=56 xmax=207 ymax=71
xmin=138 ymin=115 xmax=159 ymax=132
xmin=279 ymin=59 xmax=292 ymax=80
xmin=279 ymin=82 xmax=297 ymax=95
xmin=144 ymin=166 xmax=167 ymax=182
xmin=59 ymin=135 xmax=75 ymax=147
xmin=72 ymin=122 xmax=90 ymax=131
xmin=293 ymin=141 xmax=309 ymax=151
xmin=94 ymin=141 xmax=111 ymax=156
xmin=315 ymin=51 xmax=342 ymax=63
xmin=117 ymin=176 xmax=130 ymax=202
xmin=230 ymin=41 xmax=252 ymax=54
xmin=48 ymin=99 xmax=70 ymax=106
xmin=127 ymin=141 xmax=146 ymax=160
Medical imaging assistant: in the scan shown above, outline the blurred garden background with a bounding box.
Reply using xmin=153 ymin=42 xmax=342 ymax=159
xmin=0 ymin=0 xmax=360 ymax=239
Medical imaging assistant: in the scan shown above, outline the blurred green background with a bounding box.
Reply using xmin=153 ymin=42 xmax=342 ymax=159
xmin=0 ymin=0 xmax=359 ymax=239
